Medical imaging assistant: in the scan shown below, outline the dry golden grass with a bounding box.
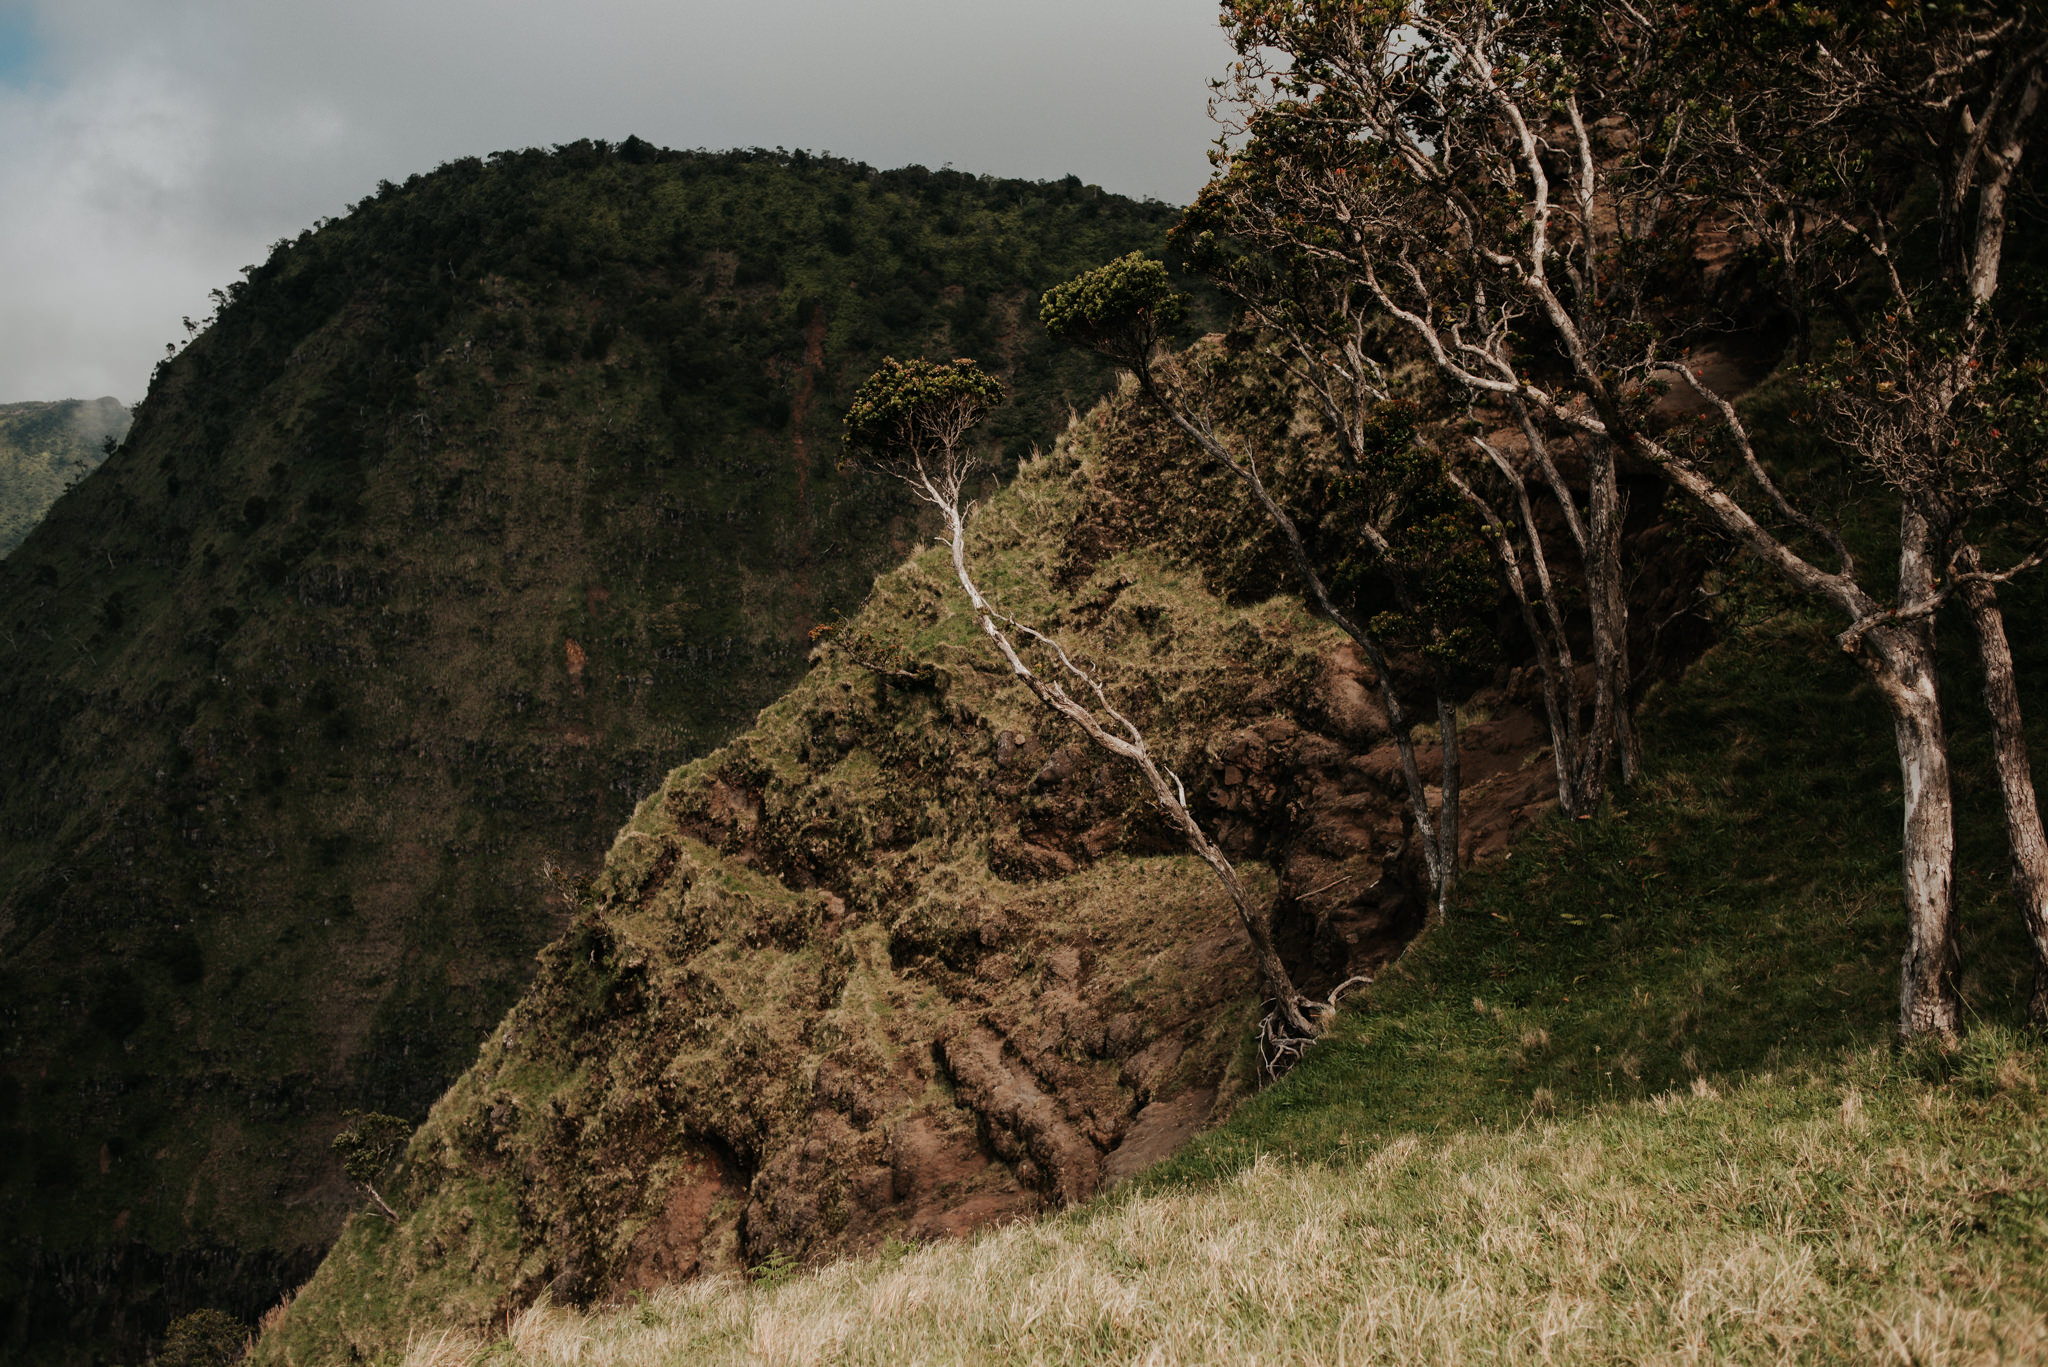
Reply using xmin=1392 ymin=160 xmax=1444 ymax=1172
xmin=392 ymin=1043 xmax=2047 ymax=1367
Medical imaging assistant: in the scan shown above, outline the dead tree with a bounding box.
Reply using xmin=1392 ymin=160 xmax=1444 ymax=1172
xmin=844 ymin=357 xmax=1355 ymax=1069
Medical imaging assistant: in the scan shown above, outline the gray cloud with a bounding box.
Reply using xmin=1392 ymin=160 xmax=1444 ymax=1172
xmin=0 ymin=0 xmax=1230 ymax=403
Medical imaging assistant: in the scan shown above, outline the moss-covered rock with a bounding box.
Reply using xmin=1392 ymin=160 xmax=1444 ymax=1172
xmin=255 ymin=384 xmax=1570 ymax=1364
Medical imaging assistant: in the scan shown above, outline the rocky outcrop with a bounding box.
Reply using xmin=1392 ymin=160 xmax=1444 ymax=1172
xmin=254 ymin=394 xmax=1584 ymax=1363
xmin=0 ymin=148 xmax=1180 ymax=1366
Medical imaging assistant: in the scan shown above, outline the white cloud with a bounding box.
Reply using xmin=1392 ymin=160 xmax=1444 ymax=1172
xmin=0 ymin=0 xmax=1230 ymax=403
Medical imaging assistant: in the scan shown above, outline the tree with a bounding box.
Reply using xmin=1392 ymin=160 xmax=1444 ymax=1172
xmin=1206 ymin=0 xmax=2046 ymax=1040
xmin=844 ymin=356 xmax=1353 ymax=1067
xmin=1687 ymin=0 xmax=2048 ymax=1026
xmin=1207 ymin=4 xmax=1662 ymax=818
xmin=1040 ymin=254 xmax=1494 ymax=911
xmin=332 ymin=1109 xmax=410 ymax=1222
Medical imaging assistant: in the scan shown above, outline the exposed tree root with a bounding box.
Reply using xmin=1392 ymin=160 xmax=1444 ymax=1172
xmin=1258 ymin=975 xmax=1373 ymax=1081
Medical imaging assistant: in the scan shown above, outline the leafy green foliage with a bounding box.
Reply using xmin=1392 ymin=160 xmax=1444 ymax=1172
xmin=158 ymin=1309 xmax=247 ymax=1367
xmin=1037 ymin=253 xmax=1188 ymax=369
xmin=1326 ymin=404 xmax=1496 ymax=682
xmin=331 ymin=1111 xmax=409 ymax=1187
xmin=842 ymin=357 xmax=1006 ymax=476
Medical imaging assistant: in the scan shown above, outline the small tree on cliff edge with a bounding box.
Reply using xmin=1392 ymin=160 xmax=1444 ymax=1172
xmin=1040 ymin=253 xmax=1495 ymax=912
xmin=159 ymin=1309 xmax=247 ymax=1367
xmin=332 ymin=1109 xmax=409 ymax=1222
xmin=844 ymin=356 xmax=1357 ymax=1071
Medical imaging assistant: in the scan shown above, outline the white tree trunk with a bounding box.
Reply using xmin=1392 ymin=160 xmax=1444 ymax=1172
xmin=1956 ymin=552 xmax=2048 ymax=1025
xmin=1584 ymin=440 xmax=1638 ymax=791
xmin=1863 ymin=618 xmax=1961 ymax=1041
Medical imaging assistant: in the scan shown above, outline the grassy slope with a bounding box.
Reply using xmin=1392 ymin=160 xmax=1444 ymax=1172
xmin=372 ymin=593 xmax=2048 ymax=1364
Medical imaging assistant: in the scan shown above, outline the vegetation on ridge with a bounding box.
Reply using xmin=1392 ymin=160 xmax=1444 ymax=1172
xmin=343 ymin=596 xmax=2048 ymax=1364
xmin=0 ymin=397 xmax=129 ymax=556
xmin=247 ymin=352 xmax=1468 ymax=1365
xmin=0 ymin=143 xmax=1181 ymax=1364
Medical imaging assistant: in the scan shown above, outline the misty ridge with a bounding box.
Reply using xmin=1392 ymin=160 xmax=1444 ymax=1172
xmin=0 ymin=396 xmax=130 ymax=557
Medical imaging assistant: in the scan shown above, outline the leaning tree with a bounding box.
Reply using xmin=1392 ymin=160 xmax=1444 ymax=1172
xmin=843 ymin=356 xmax=1361 ymax=1070
xmin=1039 ymin=254 xmax=1495 ymax=911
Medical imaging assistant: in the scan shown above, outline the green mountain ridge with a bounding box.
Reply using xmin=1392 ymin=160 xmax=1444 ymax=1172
xmin=0 ymin=142 xmax=1182 ymax=1363
xmin=0 ymin=398 xmax=130 ymax=558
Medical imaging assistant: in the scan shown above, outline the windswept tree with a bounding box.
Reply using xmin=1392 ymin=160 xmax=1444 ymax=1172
xmin=1206 ymin=4 xmax=1671 ymax=815
xmin=332 ymin=1109 xmax=409 ymax=1223
xmin=1206 ymin=0 xmax=2045 ymax=1039
xmin=1039 ymin=254 xmax=1493 ymax=909
xmin=1687 ymin=0 xmax=2048 ymax=1025
xmin=844 ymin=356 xmax=1351 ymax=1067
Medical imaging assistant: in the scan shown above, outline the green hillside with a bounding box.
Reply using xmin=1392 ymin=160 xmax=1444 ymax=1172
xmin=0 ymin=398 xmax=129 ymax=557
xmin=265 ymin=555 xmax=2048 ymax=1367
xmin=243 ymin=304 xmax=2048 ymax=1361
xmin=0 ymin=143 xmax=1183 ymax=1363
xmin=246 ymin=333 xmax=1710 ymax=1363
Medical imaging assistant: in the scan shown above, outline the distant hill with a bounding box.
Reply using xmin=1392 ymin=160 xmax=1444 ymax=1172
xmin=0 ymin=397 xmax=129 ymax=556
xmin=0 ymin=141 xmax=1182 ymax=1363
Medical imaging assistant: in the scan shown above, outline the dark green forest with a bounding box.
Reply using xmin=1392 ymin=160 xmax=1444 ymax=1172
xmin=0 ymin=142 xmax=1181 ymax=1363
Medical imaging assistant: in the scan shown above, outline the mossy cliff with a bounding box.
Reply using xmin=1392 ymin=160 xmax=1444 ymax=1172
xmin=0 ymin=144 xmax=1182 ymax=1361
xmin=251 ymin=369 xmax=1578 ymax=1364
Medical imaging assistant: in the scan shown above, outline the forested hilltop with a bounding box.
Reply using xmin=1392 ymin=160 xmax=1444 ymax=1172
xmin=0 ymin=142 xmax=1179 ymax=1364
xmin=0 ymin=398 xmax=130 ymax=556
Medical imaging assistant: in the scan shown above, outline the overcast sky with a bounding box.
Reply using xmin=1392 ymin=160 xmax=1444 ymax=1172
xmin=0 ymin=0 xmax=1232 ymax=404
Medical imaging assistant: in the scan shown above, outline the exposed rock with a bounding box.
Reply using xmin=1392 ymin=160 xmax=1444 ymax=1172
xmin=251 ymin=353 xmax=1713 ymax=1367
xmin=1101 ymin=1089 xmax=1219 ymax=1189
xmin=611 ymin=1147 xmax=746 ymax=1294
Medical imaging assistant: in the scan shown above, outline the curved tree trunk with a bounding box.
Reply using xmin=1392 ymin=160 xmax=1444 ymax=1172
xmin=932 ymin=490 xmax=1320 ymax=1042
xmin=1955 ymin=548 xmax=2048 ymax=1026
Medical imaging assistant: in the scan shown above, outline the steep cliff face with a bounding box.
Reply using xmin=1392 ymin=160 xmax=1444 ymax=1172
xmin=0 ymin=145 xmax=1181 ymax=1362
xmin=254 ymin=378 xmax=1575 ymax=1364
